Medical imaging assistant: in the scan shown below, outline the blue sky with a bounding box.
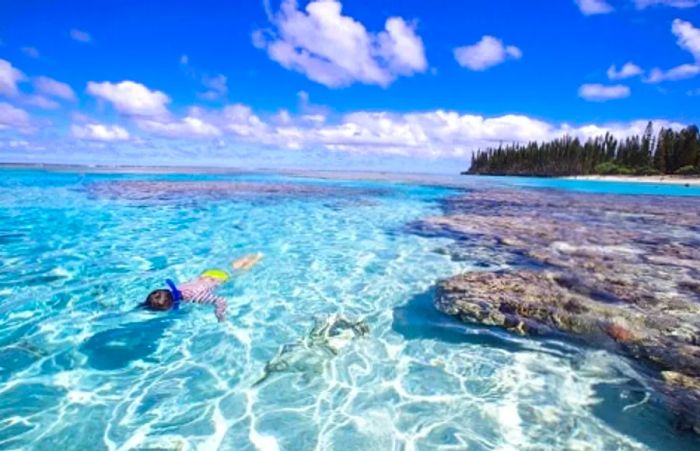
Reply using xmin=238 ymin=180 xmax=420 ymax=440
xmin=0 ymin=0 xmax=699 ymax=172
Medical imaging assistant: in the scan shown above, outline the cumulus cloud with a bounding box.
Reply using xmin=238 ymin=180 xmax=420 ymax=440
xmin=0 ymin=59 xmax=26 ymax=97
xmin=0 ymin=102 xmax=31 ymax=131
xmin=0 ymin=61 xmax=74 ymax=109
xmin=4 ymin=89 xmax=689 ymax=161
xmin=634 ymin=0 xmax=700 ymax=8
xmin=117 ymin=103 xmax=680 ymax=160
xmin=253 ymin=0 xmax=427 ymax=87
xmin=71 ymin=123 xmax=130 ymax=141
xmin=136 ymin=115 xmax=222 ymax=138
xmin=672 ymin=19 xmax=700 ymax=60
xmin=283 ymin=110 xmax=679 ymax=156
xmin=86 ymin=81 xmax=170 ymax=117
xmin=645 ymin=63 xmax=700 ymax=82
xmin=34 ymin=76 xmax=76 ymax=101
xmin=73 ymin=75 xmax=678 ymax=157
xmin=216 ymin=104 xmax=266 ymax=137
xmin=578 ymin=83 xmax=631 ymax=101
xmin=607 ymin=62 xmax=643 ymax=80
xmin=70 ymin=29 xmax=92 ymax=43
xmin=559 ymin=119 xmax=685 ymax=141
xmin=454 ymin=36 xmax=522 ymax=71
xmin=641 ymin=19 xmax=700 ymax=83
xmin=575 ymin=0 xmax=614 ymax=15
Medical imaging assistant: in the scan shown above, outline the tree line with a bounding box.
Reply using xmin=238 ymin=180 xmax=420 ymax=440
xmin=467 ymin=122 xmax=700 ymax=176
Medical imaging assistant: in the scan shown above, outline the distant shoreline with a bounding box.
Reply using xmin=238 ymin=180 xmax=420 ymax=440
xmin=561 ymin=174 xmax=700 ymax=186
xmin=0 ymin=162 xmax=462 ymax=186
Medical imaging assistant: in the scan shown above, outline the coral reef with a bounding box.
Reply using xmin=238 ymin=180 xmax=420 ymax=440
xmin=419 ymin=188 xmax=700 ymax=432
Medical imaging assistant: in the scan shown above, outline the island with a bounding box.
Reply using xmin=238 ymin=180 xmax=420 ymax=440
xmin=465 ymin=122 xmax=700 ymax=179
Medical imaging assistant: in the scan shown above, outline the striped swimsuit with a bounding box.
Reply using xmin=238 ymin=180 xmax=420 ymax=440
xmin=178 ymin=276 xmax=228 ymax=322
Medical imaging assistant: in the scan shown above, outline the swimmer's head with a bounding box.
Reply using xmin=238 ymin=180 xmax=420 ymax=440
xmin=143 ymin=289 xmax=174 ymax=311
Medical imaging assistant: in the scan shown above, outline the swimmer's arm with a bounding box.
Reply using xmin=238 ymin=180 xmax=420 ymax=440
xmin=183 ymin=289 xmax=228 ymax=322
xmin=213 ymin=295 xmax=227 ymax=323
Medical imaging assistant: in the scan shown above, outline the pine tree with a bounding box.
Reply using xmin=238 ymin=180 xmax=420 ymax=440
xmin=467 ymin=124 xmax=699 ymax=176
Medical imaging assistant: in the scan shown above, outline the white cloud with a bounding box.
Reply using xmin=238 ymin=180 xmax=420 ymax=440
xmin=135 ymin=110 xmax=222 ymax=139
xmin=71 ymin=123 xmax=130 ymax=141
xmin=0 ymin=59 xmax=26 ymax=97
xmin=640 ymin=19 xmax=700 ymax=83
xmin=86 ymin=81 xmax=171 ymax=117
xmin=120 ymin=104 xmax=682 ymax=159
xmin=672 ymin=19 xmax=700 ymax=60
xmin=454 ymin=36 xmax=522 ymax=71
xmin=645 ymin=63 xmax=700 ymax=82
xmin=607 ymin=62 xmax=643 ymax=80
xmin=23 ymin=95 xmax=60 ymax=109
xmin=285 ymin=111 xmax=681 ymax=156
xmin=34 ymin=76 xmax=76 ymax=101
xmin=634 ymin=0 xmax=700 ymax=8
xmin=578 ymin=83 xmax=631 ymax=101
xmin=0 ymin=102 xmax=31 ymax=131
xmin=253 ymin=0 xmax=427 ymax=88
xmin=575 ymin=0 xmax=614 ymax=15
xmin=220 ymin=104 xmax=269 ymax=138
xmin=179 ymin=56 xmax=229 ymax=101
xmin=0 ymin=62 xmax=74 ymax=109
xmin=307 ymin=111 xmax=552 ymax=156
xmin=198 ymin=74 xmax=228 ymax=101
xmin=297 ymin=89 xmax=329 ymax=119
xmin=21 ymin=47 xmax=40 ymax=59
xmin=377 ymin=17 xmax=428 ymax=76
xmin=5 ymin=95 xmax=689 ymax=161
xmin=559 ymin=119 xmax=685 ymax=141
xmin=70 ymin=29 xmax=92 ymax=43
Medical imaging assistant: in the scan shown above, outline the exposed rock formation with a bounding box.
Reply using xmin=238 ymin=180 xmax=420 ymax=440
xmin=418 ymin=187 xmax=700 ymax=432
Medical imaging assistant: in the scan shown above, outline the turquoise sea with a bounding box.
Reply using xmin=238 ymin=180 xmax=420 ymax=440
xmin=1 ymin=169 xmax=699 ymax=450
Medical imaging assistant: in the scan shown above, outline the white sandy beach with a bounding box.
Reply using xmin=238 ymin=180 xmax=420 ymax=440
xmin=562 ymin=175 xmax=700 ymax=186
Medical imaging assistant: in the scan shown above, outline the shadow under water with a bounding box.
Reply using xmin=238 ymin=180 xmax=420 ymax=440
xmin=392 ymin=287 xmax=529 ymax=352
xmin=80 ymin=316 xmax=174 ymax=371
xmin=392 ymin=287 xmax=700 ymax=450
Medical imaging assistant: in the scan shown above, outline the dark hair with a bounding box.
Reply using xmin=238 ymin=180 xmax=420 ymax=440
xmin=143 ymin=289 xmax=174 ymax=311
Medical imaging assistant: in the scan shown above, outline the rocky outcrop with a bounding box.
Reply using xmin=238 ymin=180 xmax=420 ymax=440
xmin=419 ymin=188 xmax=700 ymax=432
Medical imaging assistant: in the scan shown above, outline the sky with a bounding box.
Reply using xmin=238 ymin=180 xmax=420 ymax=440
xmin=0 ymin=0 xmax=699 ymax=173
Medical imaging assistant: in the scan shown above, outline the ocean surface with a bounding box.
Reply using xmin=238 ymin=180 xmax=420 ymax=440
xmin=0 ymin=168 xmax=699 ymax=450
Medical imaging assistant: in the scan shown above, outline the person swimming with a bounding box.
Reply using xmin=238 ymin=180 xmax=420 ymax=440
xmin=142 ymin=253 xmax=263 ymax=322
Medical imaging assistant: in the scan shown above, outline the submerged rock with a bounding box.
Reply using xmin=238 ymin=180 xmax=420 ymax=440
xmin=86 ymin=180 xmax=387 ymax=205
xmin=254 ymin=314 xmax=368 ymax=386
xmin=421 ymin=188 xmax=700 ymax=432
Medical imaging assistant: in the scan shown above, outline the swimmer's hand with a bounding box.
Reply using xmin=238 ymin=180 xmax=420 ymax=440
xmin=231 ymin=253 xmax=264 ymax=271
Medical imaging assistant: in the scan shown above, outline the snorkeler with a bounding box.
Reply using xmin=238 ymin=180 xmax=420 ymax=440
xmin=142 ymin=253 xmax=263 ymax=322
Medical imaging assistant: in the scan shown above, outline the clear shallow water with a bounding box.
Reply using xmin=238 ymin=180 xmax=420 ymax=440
xmin=462 ymin=175 xmax=700 ymax=197
xmin=0 ymin=169 xmax=698 ymax=450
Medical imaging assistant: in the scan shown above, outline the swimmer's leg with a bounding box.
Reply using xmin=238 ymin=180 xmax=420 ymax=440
xmin=231 ymin=253 xmax=264 ymax=271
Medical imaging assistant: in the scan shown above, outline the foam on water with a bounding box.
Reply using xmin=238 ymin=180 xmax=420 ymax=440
xmin=0 ymin=169 xmax=697 ymax=450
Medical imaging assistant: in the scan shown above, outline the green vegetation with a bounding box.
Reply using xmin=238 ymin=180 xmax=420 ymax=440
xmin=467 ymin=122 xmax=700 ymax=177
xmin=675 ymin=165 xmax=700 ymax=175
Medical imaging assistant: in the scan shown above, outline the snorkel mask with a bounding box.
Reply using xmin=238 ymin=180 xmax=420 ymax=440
xmin=165 ymin=279 xmax=182 ymax=310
